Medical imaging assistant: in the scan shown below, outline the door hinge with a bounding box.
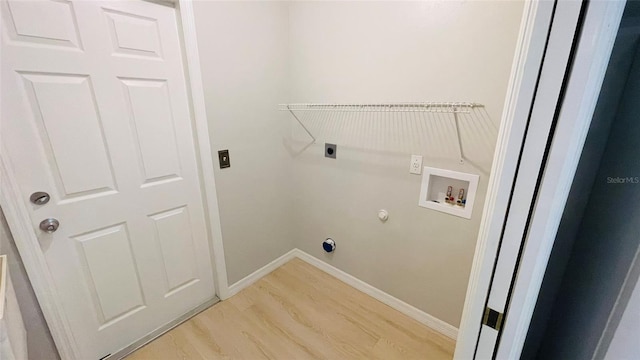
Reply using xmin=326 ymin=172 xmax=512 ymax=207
xmin=482 ymin=307 xmax=504 ymax=331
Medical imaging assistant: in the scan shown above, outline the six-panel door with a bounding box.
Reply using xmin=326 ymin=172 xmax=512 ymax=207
xmin=1 ymin=0 xmax=216 ymax=358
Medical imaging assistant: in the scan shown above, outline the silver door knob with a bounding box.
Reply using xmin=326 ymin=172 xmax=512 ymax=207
xmin=39 ymin=218 xmax=59 ymax=233
xmin=30 ymin=191 xmax=50 ymax=205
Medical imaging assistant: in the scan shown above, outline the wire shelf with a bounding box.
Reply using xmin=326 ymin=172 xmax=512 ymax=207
xmin=279 ymin=102 xmax=481 ymax=114
xmin=279 ymin=102 xmax=487 ymax=165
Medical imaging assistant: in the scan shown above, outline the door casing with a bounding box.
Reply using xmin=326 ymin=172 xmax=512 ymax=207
xmin=475 ymin=0 xmax=585 ymax=357
xmin=456 ymin=0 xmax=627 ymax=358
xmin=492 ymin=1 xmax=627 ymax=358
xmin=454 ymin=1 xmax=557 ymax=357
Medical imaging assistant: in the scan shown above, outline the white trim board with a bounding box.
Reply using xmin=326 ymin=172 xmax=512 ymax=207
xmin=453 ymin=1 xmax=555 ymax=358
xmin=175 ymin=0 xmax=230 ymax=301
xmin=476 ymin=1 xmax=585 ymax=357
xmin=226 ymin=249 xmax=299 ymax=298
xmin=495 ymin=2 xmax=627 ymax=358
xmin=294 ymin=250 xmax=459 ymax=339
xmin=226 ymin=248 xmax=458 ymax=340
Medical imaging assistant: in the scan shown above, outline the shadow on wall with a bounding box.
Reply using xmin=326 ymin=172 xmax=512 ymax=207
xmin=284 ymin=106 xmax=498 ymax=175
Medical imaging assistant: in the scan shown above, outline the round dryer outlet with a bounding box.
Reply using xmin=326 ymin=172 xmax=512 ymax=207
xmin=322 ymin=238 xmax=336 ymax=253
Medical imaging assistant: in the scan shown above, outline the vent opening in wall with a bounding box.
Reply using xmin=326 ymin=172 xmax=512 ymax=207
xmin=418 ymin=166 xmax=479 ymax=219
xmin=323 ymin=238 xmax=336 ymax=252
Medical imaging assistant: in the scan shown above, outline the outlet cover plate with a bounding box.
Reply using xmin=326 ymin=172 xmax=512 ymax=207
xmin=410 ymin=155 xmax=423 ymax=174
xmin=218 ymin=149 xmax=230 ymax=168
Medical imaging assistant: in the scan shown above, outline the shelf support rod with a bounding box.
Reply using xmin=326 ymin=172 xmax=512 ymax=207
xmin=287 ymin=105 xmax=316 ymax=143
xmin=453 ymin=110 xmax=465 ymax=164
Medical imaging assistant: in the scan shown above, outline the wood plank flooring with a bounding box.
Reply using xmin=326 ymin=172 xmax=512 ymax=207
xmin=126 ymin=258 xmax=455 ymax=359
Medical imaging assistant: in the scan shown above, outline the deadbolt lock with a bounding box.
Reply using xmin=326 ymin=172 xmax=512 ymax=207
xmin=30 ymin=191 xmax=50 ymax=205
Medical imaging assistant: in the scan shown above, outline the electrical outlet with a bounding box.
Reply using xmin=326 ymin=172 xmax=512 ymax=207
xmin=325 ymin=143 xmax=337 ymax=159
xmin=410 ymin=155 xmax=423 ymax=174
xmin=218 ymin=149 xmax=230 ymax=168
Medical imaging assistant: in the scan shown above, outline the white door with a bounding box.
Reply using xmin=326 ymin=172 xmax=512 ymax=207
xmin=1 ymin=0 xmax=216 ymax=358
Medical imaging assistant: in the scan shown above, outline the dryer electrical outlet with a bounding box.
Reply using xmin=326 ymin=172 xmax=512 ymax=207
xmin=325 ymin=143 xmax=337 ymax=159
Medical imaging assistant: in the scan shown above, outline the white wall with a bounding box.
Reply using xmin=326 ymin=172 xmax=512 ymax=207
xmin=194 ymin=0 xmax=524 ymax=328
xmin=0 ymin=208 xmax=59 ymax=359
xmin=289 ymin=1 xmax=523 ymax=327
xmin=194 ymin=1 xmax=295 ymax=285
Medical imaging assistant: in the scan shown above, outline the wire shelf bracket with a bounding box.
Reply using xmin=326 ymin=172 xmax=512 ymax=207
xmin=284 ymin=105 xmax=317 ymax=144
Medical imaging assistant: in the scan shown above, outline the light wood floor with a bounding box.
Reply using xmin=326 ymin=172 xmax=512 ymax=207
xmin=126 ymin=258 xmax=455 ymax=359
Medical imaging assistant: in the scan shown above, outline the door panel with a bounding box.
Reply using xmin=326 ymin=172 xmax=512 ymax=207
xmin=20 ymin=72 xmax=117 ymax=198
xmin=74 ymin=223 xmax=146 ymax=326
xmin=104 ymin=9 xmax=162 ymax=59
xmin=1 ymin=1 xmax=216 ymax=358
xmin=120 ymin=78 xmax=182 ymax=184
xmin=150 ymin=206 xmax=199 ymax=295
xmin=5 ymin=0 xmax=82 ymax=49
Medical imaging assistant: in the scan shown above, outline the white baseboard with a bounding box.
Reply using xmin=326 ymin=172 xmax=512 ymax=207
xmin=225 ymin=247 xmax=458 ymax=340
xmin=292 ymin=249 xmax=459 ymax=340
xmin=226 ymin=249 xmax=298 ymax=298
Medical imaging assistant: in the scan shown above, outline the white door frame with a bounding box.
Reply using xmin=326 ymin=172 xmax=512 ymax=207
xmin=173 ymin=0 xmax=229 ymax=301
xmin=456 ymin=0 xmax=627 ymax=358
xmin=0 ymin=0 xmax=230 ymax=359
xmin=454 ymin=1 xmax=556 ymax=357
xmin=475 ymin=0 xmax=585 ymax=357
xmin=494 ymin=1 xmax=626 ymax=358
